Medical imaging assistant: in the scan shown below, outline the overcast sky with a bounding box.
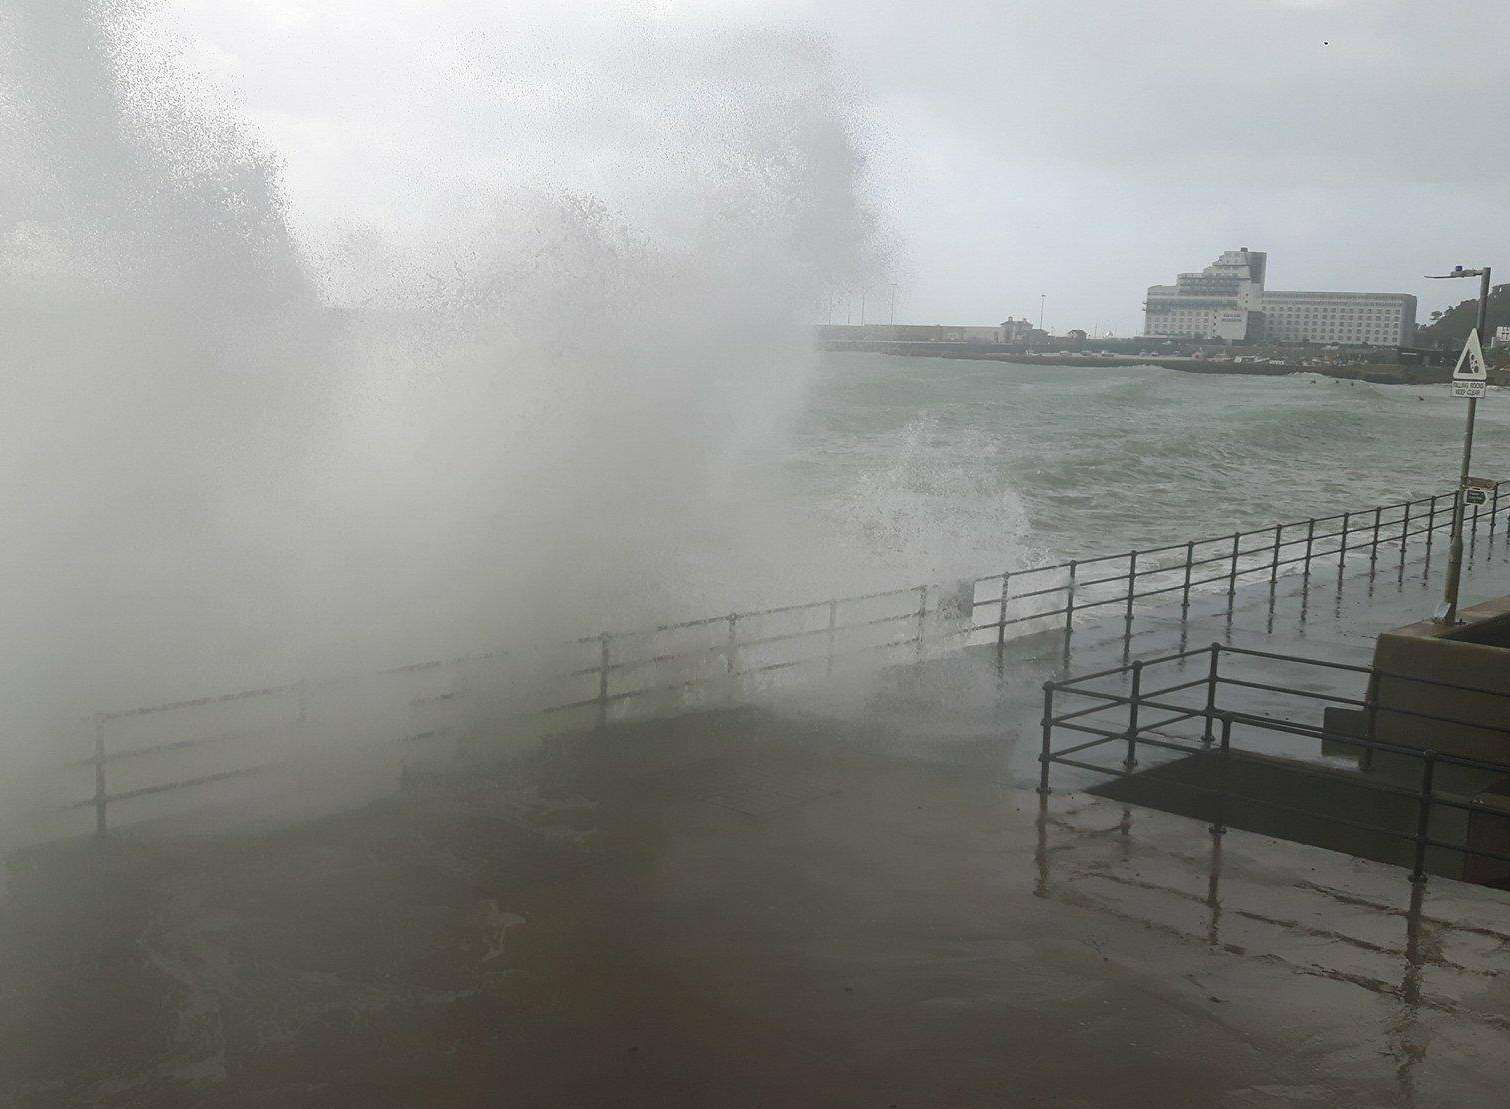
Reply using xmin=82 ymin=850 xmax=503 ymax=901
xmin=166 ymin=0 xmax=1510 ymax=335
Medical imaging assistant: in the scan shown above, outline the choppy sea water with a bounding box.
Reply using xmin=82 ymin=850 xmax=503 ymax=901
xmin=769 ymin=353 xmax=1510 ymax=590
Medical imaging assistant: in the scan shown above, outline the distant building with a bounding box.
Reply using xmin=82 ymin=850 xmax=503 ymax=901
xmin=1001 ymin=317 xmax=1036 ymax=342
xmin=1144 ymin=248 xmax=1417 ymax=346
xmin=1144 ymin=249 xmax=1267 ymax=342
xmin=1261 ymin=290 xmax=1417 ymax=347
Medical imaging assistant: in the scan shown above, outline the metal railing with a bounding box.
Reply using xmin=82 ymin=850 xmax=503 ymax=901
xmin=69 ymin=584 xmax=943 ymax=834
xmin=965 ymin=482 xmax=1507 ymax=656
xmin=1039 ymin=642 xmax=1510 ymax=883
xmin=61 ymin=480 xmax=1509 ymax=836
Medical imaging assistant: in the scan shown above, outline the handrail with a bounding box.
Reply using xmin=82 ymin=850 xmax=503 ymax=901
xmin=75 ymin=478 xmax=1507 ymax=836
xmin=1040 ymin=635 xmax=1510 ymax=884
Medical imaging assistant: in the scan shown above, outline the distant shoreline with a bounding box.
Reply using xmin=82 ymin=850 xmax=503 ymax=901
xmin=817 ymin=341 xmax=1497 ymax=386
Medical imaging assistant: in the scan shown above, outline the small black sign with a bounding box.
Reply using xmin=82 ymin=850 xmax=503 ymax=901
xmin=1465 ymin=489 xmax=1488 ymax=505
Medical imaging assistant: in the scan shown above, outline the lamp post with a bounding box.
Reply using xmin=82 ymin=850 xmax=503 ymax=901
xmin=1425 ymin=264 xmax=1492 ymax=624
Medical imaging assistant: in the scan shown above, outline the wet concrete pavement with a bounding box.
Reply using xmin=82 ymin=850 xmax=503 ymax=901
xmin=6 ymin=528 xmax=1510 ymax=1105
xmin=7 ymin=714 xmax=1510 ymax=1107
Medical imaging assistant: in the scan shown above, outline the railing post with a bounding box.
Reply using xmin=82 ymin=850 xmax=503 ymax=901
xmin=1200 ymin=642 xmax=1220 ymax=746
xmin=1399 ymin=501 xmax=1411 ymax=558
xmin=1269 ymin=524 xmax=1282 ymax=585
xmin=1492 ymin=483 xmax=1501 ymax=540
xmin=1063 ymin=561 xmax=1078 ymax=642
xmin=1338 ymin=511 xmax=1350 ymax=572
xmin=915 ymin=587 xmax=928 ymax=662
xmin=996 ymin=572 xmax=1010 ymax=656
xmin=1426 ymin=495 xmax=1438 ymax=550
xmin=1123 ymin=550 xmax=1138 ymax=637
xmin=1303 ymin=517 xmax=1316 ymax=577
xmin=1360 ymin=669 xmax=1380 ymax=773
xmin=1370 ymin=506 xmax=1382 ymax=565
xmin=1226 ymin=532 xmax=1240 ymax=602
xmin=597 ymin=633 xmax=611 ymax=728
xmin=1411 ymin=751 xmax=1437 ymax=883
xmin=727 ymin=613 xmax=740 ymax=702
xmin=1038 ymin=681 xmax=1055 ymax=796
xmin=1210 ymin=713 xmax=1231 ymax=835
xmin=93 ymin=713 xmax=108 ymax=837
xmin=1181 ymin=540 xmax=1194 ymax=616
xmin=826 ymin=599 xmax=838 ymax=678
xmin=1472 ymin=499 xmax=1481 ymax=541
xmin=1124 ymin=659 xmax=1143 ymax=769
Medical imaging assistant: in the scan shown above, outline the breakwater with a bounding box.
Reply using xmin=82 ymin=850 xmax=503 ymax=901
xmin=817 ymin=341 xmax=1500 ymax=386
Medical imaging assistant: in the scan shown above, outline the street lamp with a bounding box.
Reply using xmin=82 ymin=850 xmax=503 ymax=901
xmin=1425 ymin=263 xmax=1492 ymax=624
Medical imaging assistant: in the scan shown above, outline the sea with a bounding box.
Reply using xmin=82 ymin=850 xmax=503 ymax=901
xmin=764 ymin=353 xmax=1510 ymax=598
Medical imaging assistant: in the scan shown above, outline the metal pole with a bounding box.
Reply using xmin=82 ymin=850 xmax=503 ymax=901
xmin=1270 ymin=524 xmax=1282 ymax=585
xmin=1338 ymin=512 xmax=1350 ymax=572
xmin=1399 ymin=501 xmax=1411 ymax=558
xmin=1427 ymin=494 xmax=1438 ymax=551
xmin=1039 ymin=682 xmax=1056 ymax=795
xmin=1303 ymin=518 xmax=1316 ymax=577
xmin=1439 ymin=266 xmax=1491 ymax=624
xmin=826 ymin=599 xmax=837 ymax=678
xmin=1181 ymin=540 xmax=1194 ymax=615
xmin=1063 ymin=561 xmax=1078 ymax=641
xmin=1227 ymin=532 xmax=1240 ymax=601
xmin=597 ymin=634 xmax=611 ymax=728
xmin=1124 ymin=659 xmax=1143 ymax=769
xmin=1411 ymin=751 xmax=1438 ymax=882
xmin=1370 ymin=506 xmax=1382 ymax=565
xmin=1493 ymin=483 xmax=1501 ymax=540
xmin=1124 ymin=551 xmax=1138 ymax=637
xmin=997 ymin=572 xmax=1010 ymax=657
xmin=727 ymin=614 xmax=740 ymax=703
xmin=1200 ymin=642 xmax=1220 ymax=745
xmin=93 ymin=714 xmax=108 ymax=837
xmin=915 ymin=587 xmax=928 ymax=662
xmin=1360 ymin=669 xmax=1380 ymax=774
xmin=1211 ymin=714 xmax=1231 ymax=835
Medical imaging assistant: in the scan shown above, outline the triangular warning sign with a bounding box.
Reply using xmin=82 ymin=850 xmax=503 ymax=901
xmin=1454 ymin=329 xmax=1488 ymax=380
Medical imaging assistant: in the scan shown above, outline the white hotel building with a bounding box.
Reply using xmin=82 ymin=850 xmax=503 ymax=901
xmin=1144 ymin=249 xmax=1416 ymax=346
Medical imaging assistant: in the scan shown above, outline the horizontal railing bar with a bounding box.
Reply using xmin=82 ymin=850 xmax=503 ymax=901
xmin=1136 ymin=711 xmax=1206 ymax=736
xmin=1371 ymin=703 xmax=1510 ymax=742
xmin=1140 ymin=676 xmax=1211 ymax=699
xmin=65 ymin=763 xmax=273 ymax=809
xmin=1002 ymin=605 xmax=1071 ymax=626
xmin=1052 ymin=721 xmax=1132 ymax=741
xmin=1216 ymin=676 xmax=1367 ymax=706
xmin=1218 ymin=644 xmax=1374 ymax=674
xmin=1011 ymin=582 xmax=1072 ymax=600
xmin=1423 ymin=837 xmax=1510 ymax=867
xmin=1051 ymin=733 xmax=1129 ymax=758
xmin=98 ymin=682 xmax=301 ymax=722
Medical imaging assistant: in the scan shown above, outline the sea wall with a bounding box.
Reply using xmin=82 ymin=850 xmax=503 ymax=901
xmin=818 ymin=341 xmax=1506 ymax=386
